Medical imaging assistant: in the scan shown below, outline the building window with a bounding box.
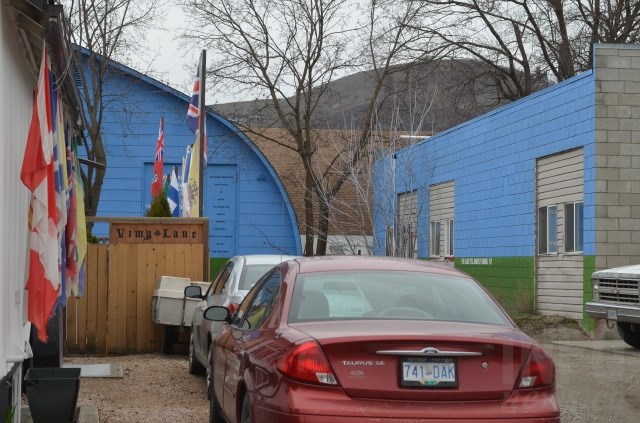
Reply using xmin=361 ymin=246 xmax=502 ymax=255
xmin=430 ymin=221 xmax=441 ymax=256
xmin=396 ymin=191 xmax=418 ymax=258
xmin=538 ymin=205 xmax=558 ymax=254
xmin=429 ymin=181 xmax=454 ymax=260
xmin=565 ymin=202 xmax=583 ymax=253
xmin=445 ymin=219 xmax=454 ymax=257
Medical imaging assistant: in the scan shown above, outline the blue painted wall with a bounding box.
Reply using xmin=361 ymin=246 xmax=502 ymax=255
xmin=374 ymin=69 xmax=596 ymax=258
xmin=81 ymin=54 xmax=302 ymax=259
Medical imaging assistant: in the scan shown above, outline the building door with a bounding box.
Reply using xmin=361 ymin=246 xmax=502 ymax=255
xmin=536 ymin=148 xmax=584 ymax=318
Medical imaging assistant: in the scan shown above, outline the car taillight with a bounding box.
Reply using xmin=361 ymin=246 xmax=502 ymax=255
xmin=276 ymin=341 xmax=338 ymax=385
xmin=227 ymin=302 xmax=240 ymax=316
xmin=517 ymin=345 xmax=555 ymax=389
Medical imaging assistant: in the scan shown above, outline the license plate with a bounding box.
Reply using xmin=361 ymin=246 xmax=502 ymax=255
xmin=401 ymin=358 xmax=457 ymax=388
xmin=607 ymin=308 xmax=618 ymax=320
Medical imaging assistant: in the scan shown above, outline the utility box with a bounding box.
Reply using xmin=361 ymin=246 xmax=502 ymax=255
xmin=152 ymin=276 xmax=209 ymax=327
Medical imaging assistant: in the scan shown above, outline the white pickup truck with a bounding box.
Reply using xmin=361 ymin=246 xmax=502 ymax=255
xmin=585 ymin=264 xmax=640 ymax=348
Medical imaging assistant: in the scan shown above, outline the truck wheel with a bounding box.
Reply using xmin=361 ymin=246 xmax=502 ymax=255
xmin=616 ymin=322 xmax=640 ymax=348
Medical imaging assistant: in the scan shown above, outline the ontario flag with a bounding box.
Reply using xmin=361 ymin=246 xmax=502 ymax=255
xmin=167 ymin=167 xmax=180 ymax=217
xmin=20 ymin=45 xmax=61 ymax=342
xmin=151 ymin=117 xmax=165 ymax=197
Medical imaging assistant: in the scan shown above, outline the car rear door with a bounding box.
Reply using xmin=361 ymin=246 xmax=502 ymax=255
xmin=221 ymin=269 xmax=283 ymax=416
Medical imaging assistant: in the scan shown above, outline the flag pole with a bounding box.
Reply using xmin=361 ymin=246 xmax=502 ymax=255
xmin=198 ymin=50 xmax=206 ymax=217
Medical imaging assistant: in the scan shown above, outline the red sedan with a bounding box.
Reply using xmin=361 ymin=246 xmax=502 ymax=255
xmin=204 ymin=256 xmax=559 ymax=423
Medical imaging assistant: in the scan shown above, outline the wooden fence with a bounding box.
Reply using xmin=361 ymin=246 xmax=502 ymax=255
xmin=65 ymin=217 xmax=209 ymax=355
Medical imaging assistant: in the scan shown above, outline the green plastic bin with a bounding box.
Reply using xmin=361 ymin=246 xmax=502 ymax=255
xmin=24 ymin=367 xmax=81 ymax=423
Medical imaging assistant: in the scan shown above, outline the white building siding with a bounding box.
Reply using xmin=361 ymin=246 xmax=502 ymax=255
xmin=1 ymin=0 xmax=34 ymax=383
xmin=536 ymin=149 xmax=584 ymax=318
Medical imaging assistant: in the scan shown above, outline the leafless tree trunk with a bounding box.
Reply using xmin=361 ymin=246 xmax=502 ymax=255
xmin=63 ymin=0 xmax=163 ymax=218
xmin=304 ymin=173 xmax=316 ymax=255
xmin=183 ymin=0 xmax=434 ymax=255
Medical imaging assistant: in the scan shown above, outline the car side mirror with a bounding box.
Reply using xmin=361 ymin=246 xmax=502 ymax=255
xmin=184 ymin=285 xmax=204 ymax=299
xmin=204 ymin=305 xmax=231 ymax=322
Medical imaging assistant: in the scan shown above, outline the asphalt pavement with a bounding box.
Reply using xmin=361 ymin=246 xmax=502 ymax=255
xmin=545 ymin=339 xmax=640 ymax=423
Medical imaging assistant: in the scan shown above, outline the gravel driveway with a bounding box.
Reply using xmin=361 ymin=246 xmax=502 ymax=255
xmin=62 ymin=354 xmax=209 ymax=423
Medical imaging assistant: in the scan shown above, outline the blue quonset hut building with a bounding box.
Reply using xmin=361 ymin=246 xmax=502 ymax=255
xmin=79 ymin=52 xmax=302 ymax=271
xmin=374 ymin=44 xmax=640 ymax=333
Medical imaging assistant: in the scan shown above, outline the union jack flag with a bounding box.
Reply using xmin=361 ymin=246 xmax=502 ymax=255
xmin=186 ymin=65 xmax=201 ymax=134
xmin=155 ymin=144 xmax=164 ymax=162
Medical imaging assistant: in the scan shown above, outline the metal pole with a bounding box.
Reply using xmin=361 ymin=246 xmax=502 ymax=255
xmin=198 ymin=50 xmax=206 ymax=217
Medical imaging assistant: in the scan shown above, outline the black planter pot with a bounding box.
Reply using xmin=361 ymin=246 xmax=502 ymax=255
xmin=24 ymin=367 xmax=81 ymax=423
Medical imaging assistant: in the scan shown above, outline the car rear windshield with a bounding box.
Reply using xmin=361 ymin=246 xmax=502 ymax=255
xmin=288 ymin=270 xmax=511 ymax=326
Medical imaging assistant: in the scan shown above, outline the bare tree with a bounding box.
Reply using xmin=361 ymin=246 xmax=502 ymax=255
xmin=575 ymin=0 xmax=640 ymax=69
xmin=416 ymin=0 xmax=640 ymax=101
xmin=63 ymin=0 xmax=163 ymax=217
xmin=182 ymin=0 xmax=434 ymax=255
xmin=317 ymin=84 xmax=436 ymax=256
xmin=413 ymin=1 xmax=573 ymax=100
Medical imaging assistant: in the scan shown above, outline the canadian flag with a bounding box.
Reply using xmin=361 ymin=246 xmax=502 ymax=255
xmin=20 ymin=46 xmax=61 ymax=342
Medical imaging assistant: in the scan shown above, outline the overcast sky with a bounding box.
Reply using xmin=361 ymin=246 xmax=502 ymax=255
xmin=137 ymin=5 xmax=240 ymax=105
xmin=140 ymin=6 xmax=202 ymax=99
xmin=137 ymin=2 xmax=355 ymax=105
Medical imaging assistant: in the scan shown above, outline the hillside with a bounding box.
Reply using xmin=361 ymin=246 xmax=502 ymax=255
xmin=211 ymin=59 xmax=546 ymax=133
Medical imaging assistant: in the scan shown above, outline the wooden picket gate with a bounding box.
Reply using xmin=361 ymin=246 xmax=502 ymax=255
xmin=64 ymin=217 xmax=209 ymax=355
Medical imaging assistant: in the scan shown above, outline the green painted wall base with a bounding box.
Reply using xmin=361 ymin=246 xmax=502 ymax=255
xmin=455 ymin=257 xmax=536 ymax=316
xmin=582 ymin=255 xmax=596 ymax=331
xmin=455 ymin=255 xmax=597 ymax=329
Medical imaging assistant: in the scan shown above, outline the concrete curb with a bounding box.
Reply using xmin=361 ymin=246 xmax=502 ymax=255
xmin=21 ymin=404 xmax=99 ymax=423
xmin=549 ymin=339 xmax=640 ymax=356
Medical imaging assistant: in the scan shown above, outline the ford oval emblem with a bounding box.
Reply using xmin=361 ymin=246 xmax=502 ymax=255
xmin=351 ymin=370 xmax=365 ymax=376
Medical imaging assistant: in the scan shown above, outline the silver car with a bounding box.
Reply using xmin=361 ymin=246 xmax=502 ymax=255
xmin=184 ymin=254 xmax=297 ymax=392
